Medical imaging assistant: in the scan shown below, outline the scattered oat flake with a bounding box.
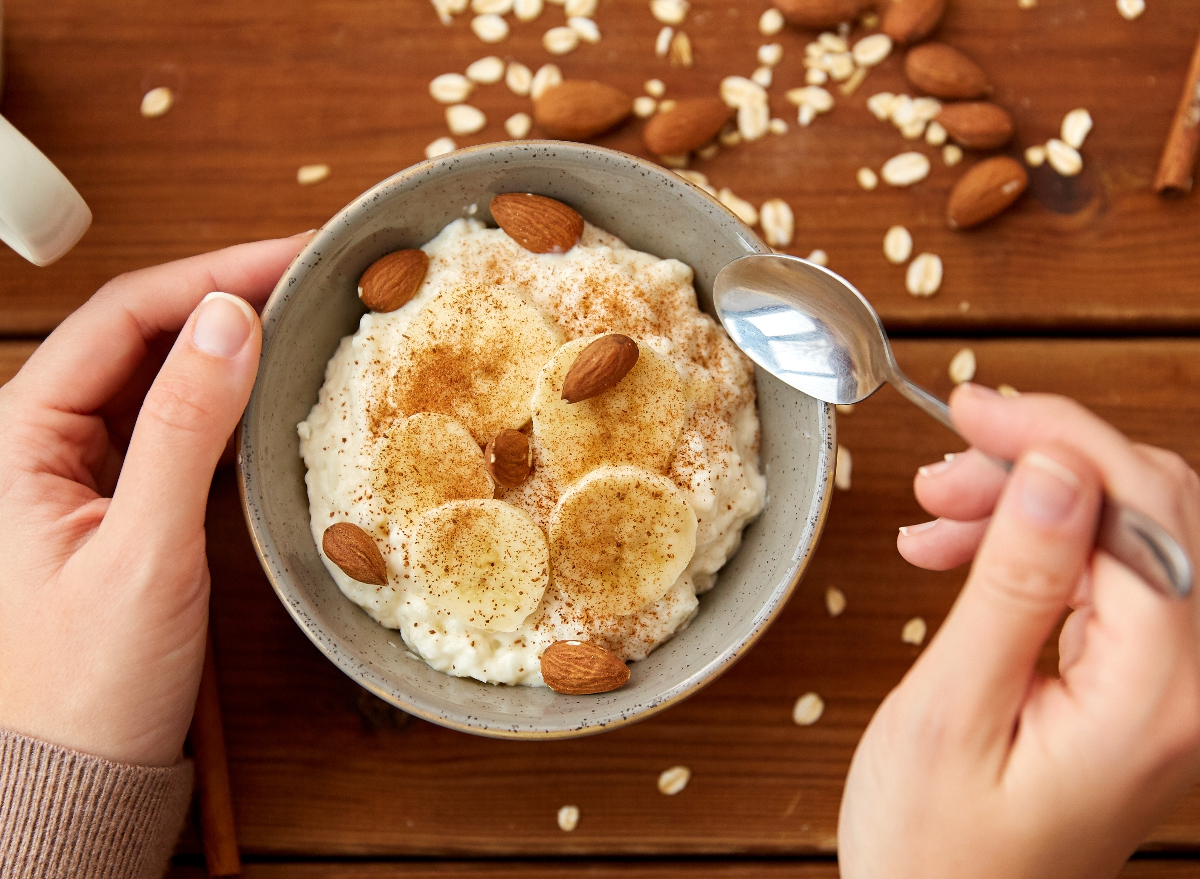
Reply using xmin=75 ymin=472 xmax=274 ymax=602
xmin=431 ymin=0 xmax=468 ymax=24
xmin=651 ymin=0 xmax=689 ymax=24
xmin=769 ymin=117 xmax=788 ymax=135
xmin=655 ymin=25 xmax=674 ymax=57
xmin=806 ymin=248 xmax=828 ymax=266
xmin=514 ymin=0 xmax=544 ymax=20
xmin=530 ymin=64 xmax=563 ymax=100
xmin=718 ymin=128 xmax=741 ymax=147
xmin=506 ymin=62 xmax=533 ymax=95
xmin=634 ymin=95 xmax=658 ymax=118
xmin=902 ymin=617 xmax=927 ymax=646
xmin=658 ymin=98 xmax=678 ymax=113
xmin=657 ymin=765 xmax=692 ymax=795
xmin=296 ymin=164 xmax=330 ymax=185
xmin=825 ymin=587 xmax=847 ymax=617
xmin=866 ymin=92 xmax=896 ymax=121
xmin=760 ymin=199 xmax=794 ymax=247
xmin=659 ymin=153 xmax=689 ymax=168
xmin=793 ymin=692 xmax=825 ymax=726
xmin=1061 ymin=108 xmax=1093 ymax=150
xmin=669 ymin=30 xmax=693 ymax=67
xmin=900 ymin=120 xmax=926 ymax=140
xmin=883 ymin=225 xmax=912 ymax=264
xmin=857 ymin=167 xmax=878 ymax=190
xmin=1117 ymin=0 xmax=1144 ymax=19
xmin=925 ymin=120 xmax=947 ymax=146
xmin=758 ymin=43 xmax=784 ymax=67
xmin=471 ymin=13 xmax=509 ymax=41
xmin=861 ymin=10 xmax=880 ymax=26
xmin=557 ymin=805 xmax=580 ymax=831
xmin=697 ymin=142 xmax=720 ymax=160
xmin=906 ymin=253 xmax=943 ymax=296
xmin=1025 ymin=144 xmax=1047 ymax=166
xmin=738 ymin=102 xmax=770 ymax=141
xmin=948 ymin=347 xmax=976 ymax=384
xmin=752 ymin=66 xmax=773 ymax=88
xmin=431 ymin=72 xmax=474 ymax=103
xmin=425 ymin=136 xmax=457 ymax=158
xmin=447 ymin=104 xmax=487 ymax=135
xmin=645 ymin=78 xmax=666 ymax=97
xmin=472 ymin=0 xmax=512 ymax=12
xmin=718 ymin=188 xmax=759 ymax=226
xmin=569 ymin=16 xmax=601 ymax=42
xmin=818 ymin=32 xmax=848 ymax=52
xmin=140 ymin=87 xmax=173 ymax=118
xmin=852 ymin=33 xmax=892 ymax=67
xmin=835 ymin=444 xmax=852 ymax=490
xmin=723 ymin=76 xmax=768 ymax=108
xmin=839 ymin=66 xmax=869 ymax=96
xmin=1046 ymin=138 xmax=1083 ymax=176
xmin=759 ymin=7 xmax=784 ymax=34
xmin=565 ymin=0 xmax=596 ymax=15
xmin=807 ymin=67 xmax=829 ymax=85
xmin=467 ymin=56 xmax=505 ymax=83
xmin=881 ymin=152 xmax=931 ymax=187
xmin=943 ymin=144 xmax=963 ymax=166
xmin=998 ymin=384 xmax=1020 ymax=397
xmin=544 ymin=25 xmax=579 ymax=54
xmin=505 ymin=112 xmax=532 ymax=139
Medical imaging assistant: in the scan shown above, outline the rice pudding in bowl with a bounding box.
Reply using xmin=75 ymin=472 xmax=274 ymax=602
xmin=298 ymin=195 xmax=765 ymax=690
xmin=239 ymin=142 xmax=833 ymax=737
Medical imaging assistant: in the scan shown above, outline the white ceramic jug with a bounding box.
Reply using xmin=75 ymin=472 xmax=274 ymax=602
xmin=0 ymin=0 xmax=92 ymax=266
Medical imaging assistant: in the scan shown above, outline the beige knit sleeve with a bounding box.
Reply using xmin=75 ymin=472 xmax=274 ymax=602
xmin=0 ymin=728 xmax=194 ymax=879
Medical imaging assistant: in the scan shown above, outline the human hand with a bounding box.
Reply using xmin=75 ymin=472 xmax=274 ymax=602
xmin=838 ymin=383 xmax=1200 ymax=879
xmin=0 ymin=233 xmax=310 ymax=767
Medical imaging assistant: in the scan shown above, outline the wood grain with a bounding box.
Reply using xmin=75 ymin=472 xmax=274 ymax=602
xmin=2 ymin=1 xmax=1200 ymax=333
xmin=199 ymin=339 xmax=1200 ymax=858
xmin=164 ymin=857 xmax=1200 ymax=877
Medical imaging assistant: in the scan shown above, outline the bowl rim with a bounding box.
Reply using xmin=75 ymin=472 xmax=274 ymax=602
xmin=238 ymin=140 xmax=836 ymax=739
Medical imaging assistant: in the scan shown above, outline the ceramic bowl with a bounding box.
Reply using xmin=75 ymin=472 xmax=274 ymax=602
xmin=238 ymin=141 xmax=834 ymax=739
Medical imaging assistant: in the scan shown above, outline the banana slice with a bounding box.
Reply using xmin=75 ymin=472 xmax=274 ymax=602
xmin=548 ymin=465 xmax=697 ymax=617
xmin=410 ymin=499 xmax=550 ymax=633
xmin=532 ymin=336 xmax=686 ymax=487
xmin=374 ymin=284 xmax=562 ymax=445
xmin=372 ymin=413 xmax=494 ymax=527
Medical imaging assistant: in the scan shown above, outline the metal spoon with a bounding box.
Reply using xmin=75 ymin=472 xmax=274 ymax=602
xmin=713 ymin=252 xmax=1192 ymax=599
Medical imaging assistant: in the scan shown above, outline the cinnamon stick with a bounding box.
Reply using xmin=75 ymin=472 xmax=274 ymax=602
xmin=1155 ymin=25 xmax=1200 ymax=193
xmin=190 ymin=630 xmax=242 ymax=877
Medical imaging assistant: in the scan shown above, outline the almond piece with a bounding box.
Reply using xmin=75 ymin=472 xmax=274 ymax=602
xmin=490 ymin=192 xmax=584 ymax=253
xmin=533 ymin=80 xmax=632 ymax=141
xmin=947 ymin=155 xmax=1028 ymax=229
xmin=486 ymin=429 xmax=533 ymax=487
xmin=561 ymin=334 xmax=640 ymax=403
xmin=643 ymin=97 xmax=734 ymax=156
xmin=358 ymin=250 xmax=429 ymax=312
xmin=882 ymin=0 xmax=945 ymax=45
xmin=772 ymin=0 xmax=872 ymax=28
xmin=322 ymin=522 xmax=388 ymax=586
xmin=541 ymin=640 xmax=630 ymax=694
xmin=904 ymin=43 xmax=991 ymax=100
xmin=935 ymin=101 xmax=1014 ymax=150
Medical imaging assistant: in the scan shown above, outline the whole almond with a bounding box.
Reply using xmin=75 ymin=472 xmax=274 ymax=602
xmin=491 ymin=192 xmax=584 ymax=253
xmin=936 ymin=102 xmax=1014 ymax=150
xmin=540 ymin=640 xmax=630 ymax=694
xmin=643 ymin=98 xmax=734 ymax=156
xmin=358 ymin=249 xmax=428 ymax=312
xmin=773 ymin=0 xmax=872 ymax=28
xmin=904 ymin=43 xmax=991 ymax=99
xmin=882 ymin=0 xmax=946 ymax=45
xmin=486 ymin=429 xmax=533 ymax=488
xmin=533 ymin=80 xmax=632 ymax=141
xmin=947 ymin=155 xmax=1028 ymax=229
xmin=322 ymin=522 xmax=388 ymax=586
xmin=561 ymin=334 xmax=640 ymax=403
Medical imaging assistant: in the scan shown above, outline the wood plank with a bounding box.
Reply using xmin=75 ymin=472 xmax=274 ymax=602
xmin=3 ymin=1 xmax=1200 ymax=333
xmin=201 ymin=338 xmax=1200 ymax=858
xmin=164 ymin=857 xmax=1200 ymax=877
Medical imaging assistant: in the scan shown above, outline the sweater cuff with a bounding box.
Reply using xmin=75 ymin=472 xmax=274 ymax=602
xmin=0 ymin=728 xmax=194 ymax=879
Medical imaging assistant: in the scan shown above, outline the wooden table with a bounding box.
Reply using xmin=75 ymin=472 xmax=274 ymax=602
xmin=3 ymin=0 xmax=1200 ymax=875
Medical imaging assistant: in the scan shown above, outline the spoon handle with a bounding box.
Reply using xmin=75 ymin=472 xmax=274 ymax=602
xmin=889 ymin=375 xmax=1192 ymax=599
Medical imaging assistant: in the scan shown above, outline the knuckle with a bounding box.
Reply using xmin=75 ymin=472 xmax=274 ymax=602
xmin=973 ymin=552 xmax=1066 ymax=614
xmin=142 ymin=376 xmax=218 ymax=438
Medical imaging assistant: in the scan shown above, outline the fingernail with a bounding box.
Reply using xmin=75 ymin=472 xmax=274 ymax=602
xmin=291 ymin=228 xmax=317 ymax=238
xmin=899 ymin=519 xmax=939 ymax=537
xmin=961 ymin=382 xmax=1000 ymax=398
xmin=1020 ymin=452 xmax=1080 ymax=524
xmin=918 ymin=455 xmax=957 ymax=478
xmin=193 ymin=292 xmax=255 ymax=358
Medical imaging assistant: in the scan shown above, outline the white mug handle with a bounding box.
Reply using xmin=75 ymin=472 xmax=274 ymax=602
xmin=0 ymin=114 xmax=91 ymax=266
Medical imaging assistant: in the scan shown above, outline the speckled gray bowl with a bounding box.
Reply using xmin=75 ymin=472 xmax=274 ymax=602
xmin=239 ymin=141 xmax=834 ymax=739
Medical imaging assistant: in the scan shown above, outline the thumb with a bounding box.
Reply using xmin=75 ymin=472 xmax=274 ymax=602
xmin=104 ymin=292 xmax=261 ymax=559
xmin=921 ymin=445 xmax=1102 ymax=739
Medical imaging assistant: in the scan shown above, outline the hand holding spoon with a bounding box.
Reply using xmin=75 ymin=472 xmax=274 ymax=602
xmin=713 ymin=253 xmax=1192 ymax=599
